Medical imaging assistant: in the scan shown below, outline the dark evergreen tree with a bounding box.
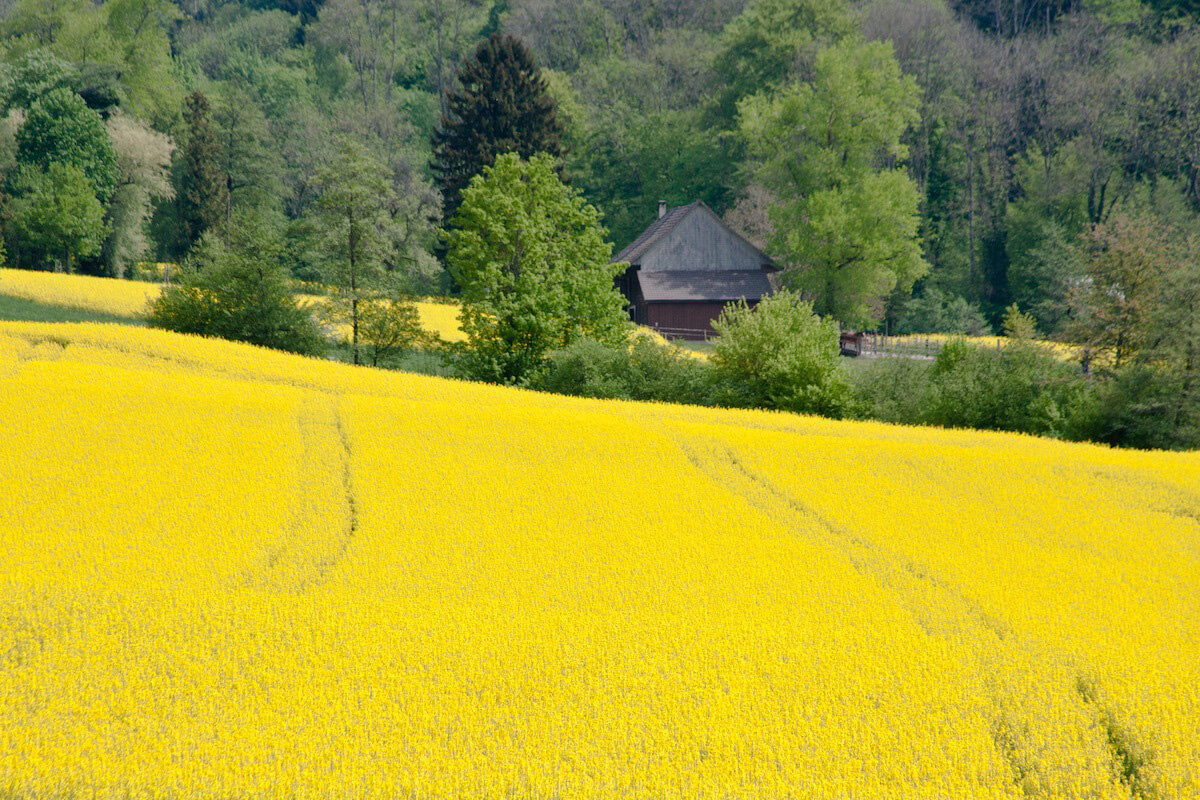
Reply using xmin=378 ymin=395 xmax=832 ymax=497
xmin=431 ymin=33 xmax=563 ymax=226
xmin=177 ymin=91 xmax=227 ymax=253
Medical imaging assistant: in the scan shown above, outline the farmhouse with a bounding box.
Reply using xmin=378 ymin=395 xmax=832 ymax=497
xmin=613 ymin=201 xmax=777 ymax=339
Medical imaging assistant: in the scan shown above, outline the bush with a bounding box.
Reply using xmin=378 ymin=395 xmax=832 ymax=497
xmin=923 ymin=339 xmax=1085 ymax=436
xmin=1064 ymin=364 xmax=1196 ymax=450
xmin=536 ymin=335 xmax=714 ymax=405
xmin=847 ymin=357 xmax=931 ymax=425
xmin=147 ymin=220 xmax=326 ymax=356
xmin=710 ymin=291 xmax=849 ymax=416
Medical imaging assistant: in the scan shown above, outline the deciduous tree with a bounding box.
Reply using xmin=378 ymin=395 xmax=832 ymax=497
xmin=314 ymin=139 xmax=395 ymax=365
xmin=16 ymin=87 xmax=118 ymax=204
xmin=103 ymin=112 xmax=174 ymax=277
xmin=12 ymin=162 xmax=108 ymax=271
xmin=445 ymin=152 xmax=628 ymax=384
xmin=740 ymin=38 xmax=927 ymax=328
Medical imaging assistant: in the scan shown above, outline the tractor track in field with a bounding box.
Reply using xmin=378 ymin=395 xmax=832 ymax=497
xmin=252 ymin=394 xmax=358 ymax=593
xmin=672 ymin=431 xmax=1154 ymax=798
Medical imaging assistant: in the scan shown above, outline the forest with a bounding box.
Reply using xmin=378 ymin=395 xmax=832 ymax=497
xmin=1 ymin=0 xmax=1198 ymax=315
xmin=3 ymin=0 xmax=1200 ymax=447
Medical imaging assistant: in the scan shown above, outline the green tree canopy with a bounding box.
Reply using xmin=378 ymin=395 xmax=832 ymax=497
xmin=713 ymin=0 xmax=853 ymax=121
xmin=147 ymin=214 xmax=325 ymax=355
xmin=711 ymin=290 xmax=849 ymax=415
xmin=445 ymin=152 xmax=629 ymax=384
xmin=176 ymin=91 xmax=227 ymax=253
xmin=431 ymin=33 xmax=564 ymax=225
xmin=740 ymin=38 xmax=927 ymax=327
xmin=314 ymin=138 xmax=395 ymax=365
xmin=11 ymin=162 xmax=108 ymax=271
xmin=16 ymin=87 xmax=118 ymax=204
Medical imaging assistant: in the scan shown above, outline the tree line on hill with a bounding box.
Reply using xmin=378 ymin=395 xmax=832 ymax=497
xmin=1 ymin=0 xmax=1199 ymax=448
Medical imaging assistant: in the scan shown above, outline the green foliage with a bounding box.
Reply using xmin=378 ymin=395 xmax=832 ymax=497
xmin=846 ymin=356 xmax=931 ymax=425
xmin=16 ymin=87 xmax=118 ymax=204
xmin=431 ymin=33 xmax=564 ymax=224
xmin=710 ymin=290 xmax=849 ymax=416
xmin=898 ymin=288 xmax=991 ymax=335
xmin=1005 ymin=144 xmax=1090 ymax=333
xmin=1068 ymin=213 xmax=1171 ymax=369
xmin=536 ymin=335 xmax=714 ymax=405
xmin=313 ymin=138 xmax=395 ymax=365
xmin=0 ymin=50 xmax=76 ymax=112
xmin=740 ymin=38 xmax=927 ymax=327
xmin=357 ymin=297 xmax=431 ymax=368
xmin=177 ymin=92 xmax=227 ymax=254
xmin=1002 ymin=303 xmax=1038 ymax=339
xmin=210 ymin=84 xmax=284 ymax=228
xmin=573 ymin=105 xmax=732 ymax=248
xmin=924 ymin=339 xmax=1085 ymax=436
xmin=11 ymin=163 xmax=108 ymax=271
xmin=445 ymin=152 xmax=629 ymax=385
xmin=713 ymin=0 xmax=853 ymax=120
xmin=147 ymin=216 xmax=326 ymax=355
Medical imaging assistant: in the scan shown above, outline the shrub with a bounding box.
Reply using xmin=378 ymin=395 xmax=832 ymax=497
xmin=924 ymin=339 xmax=1084 ymax=436
xmin=1064 ymin=364 xmax=1196 ymax=450
xmin=536 ymin=335 xmax=714 ymax=405
xmin=847 ymin=357 xmax=931 ymax=425
xmin=147 ymin=220 xmax=326 ymax=356
xmin=710 ymin=291 xmax=849 ymax=416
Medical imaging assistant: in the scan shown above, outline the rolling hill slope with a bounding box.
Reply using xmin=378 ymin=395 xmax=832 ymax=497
xmin=1 ymin=321 xmax=1198 ymax=798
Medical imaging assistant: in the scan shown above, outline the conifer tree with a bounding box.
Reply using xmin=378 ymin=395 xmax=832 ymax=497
xmin=431 ymin=33 xmax=563 ymax=225
xmin=177 ymin=92 xmax=226 ymax=252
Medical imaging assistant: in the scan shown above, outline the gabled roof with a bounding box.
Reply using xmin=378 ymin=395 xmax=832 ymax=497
xmin=637 ymin=270 xmax=773 ymax=303
xmin=613 ymin=202 xmax=701 ymax=265
xmin=612 ymin=201 xmax=776 ymax=268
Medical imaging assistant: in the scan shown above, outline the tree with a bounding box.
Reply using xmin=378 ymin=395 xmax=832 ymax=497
xmin=11 ymin=163 xmax=108 ymax=272
xmin=0 ymin=49 xmax=76 ymax=112
xmin=898 ymin=288 xmax=991 ymax=335
xmin=1069 ymin=213 xmax=1172 ymax=370
xmin=104 ymin=113 xmax=174 ymax=278
xmin=176 ymin=91 xmax=227 ymax=254
xmin=444 ymin=152 xmax=629 ymax=384
xmin=16 ymin=87 xmax=118 ymax=205
xmin=147 ymin=215 xmax=326 ymax=355
xmin=314 ymin=139 xmax=395 ymax=365
xmin=101 ymin=0 xmax=184 ymax=123
xmin=1001 ymin=303 xmax=1037 ymax=339
xmin=712 ymin=0 xmax=853 ymax=121
xmin=211 ymin=85 xmax=283 ymax=241
xmin=710 ymin=290 xmax=849 ymax=416
xmin=431 ymin=33 xmax=564 ymax=224
xmin=358 ymin=297 xmax=431 ymax=366
xmin=740 ymin=38 xmax=927 ymax=328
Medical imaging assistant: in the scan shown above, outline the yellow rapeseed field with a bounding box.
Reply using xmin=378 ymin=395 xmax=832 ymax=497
xmin=0 ymin=269 xmax=466 ymax=342
xmin=1 ymin=320 xmax=1198 ymax=798
xmin=0 ymin=268 xmax=159 ymax=318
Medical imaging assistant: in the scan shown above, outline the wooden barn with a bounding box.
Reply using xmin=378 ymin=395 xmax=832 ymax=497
xmin=613 ymin=201 xmax=777 ymax=340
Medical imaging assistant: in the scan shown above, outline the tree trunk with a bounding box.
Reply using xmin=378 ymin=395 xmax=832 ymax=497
xmin=350 ymin=212 xmax=360 ymax=366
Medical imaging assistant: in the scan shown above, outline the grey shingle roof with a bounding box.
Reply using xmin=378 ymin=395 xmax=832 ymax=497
xmin=612 ymin=202 xmax=701 ymax=264
xmin=637 ymin=270 xmax=773 ymax=303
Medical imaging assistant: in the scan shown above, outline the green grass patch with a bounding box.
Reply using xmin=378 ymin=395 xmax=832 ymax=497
xmin=0 ymin=293 xmax=144 ymax=325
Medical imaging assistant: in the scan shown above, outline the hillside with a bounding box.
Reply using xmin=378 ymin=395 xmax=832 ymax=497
xmin=1 ymin=321 xmax=1198 ymax=797
xmin=0 ymin=268 xmax=466 ymax=341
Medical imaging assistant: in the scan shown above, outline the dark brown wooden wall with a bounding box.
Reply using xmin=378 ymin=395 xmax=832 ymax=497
xmin=645 ymin=302 xmax=733 ymax=340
